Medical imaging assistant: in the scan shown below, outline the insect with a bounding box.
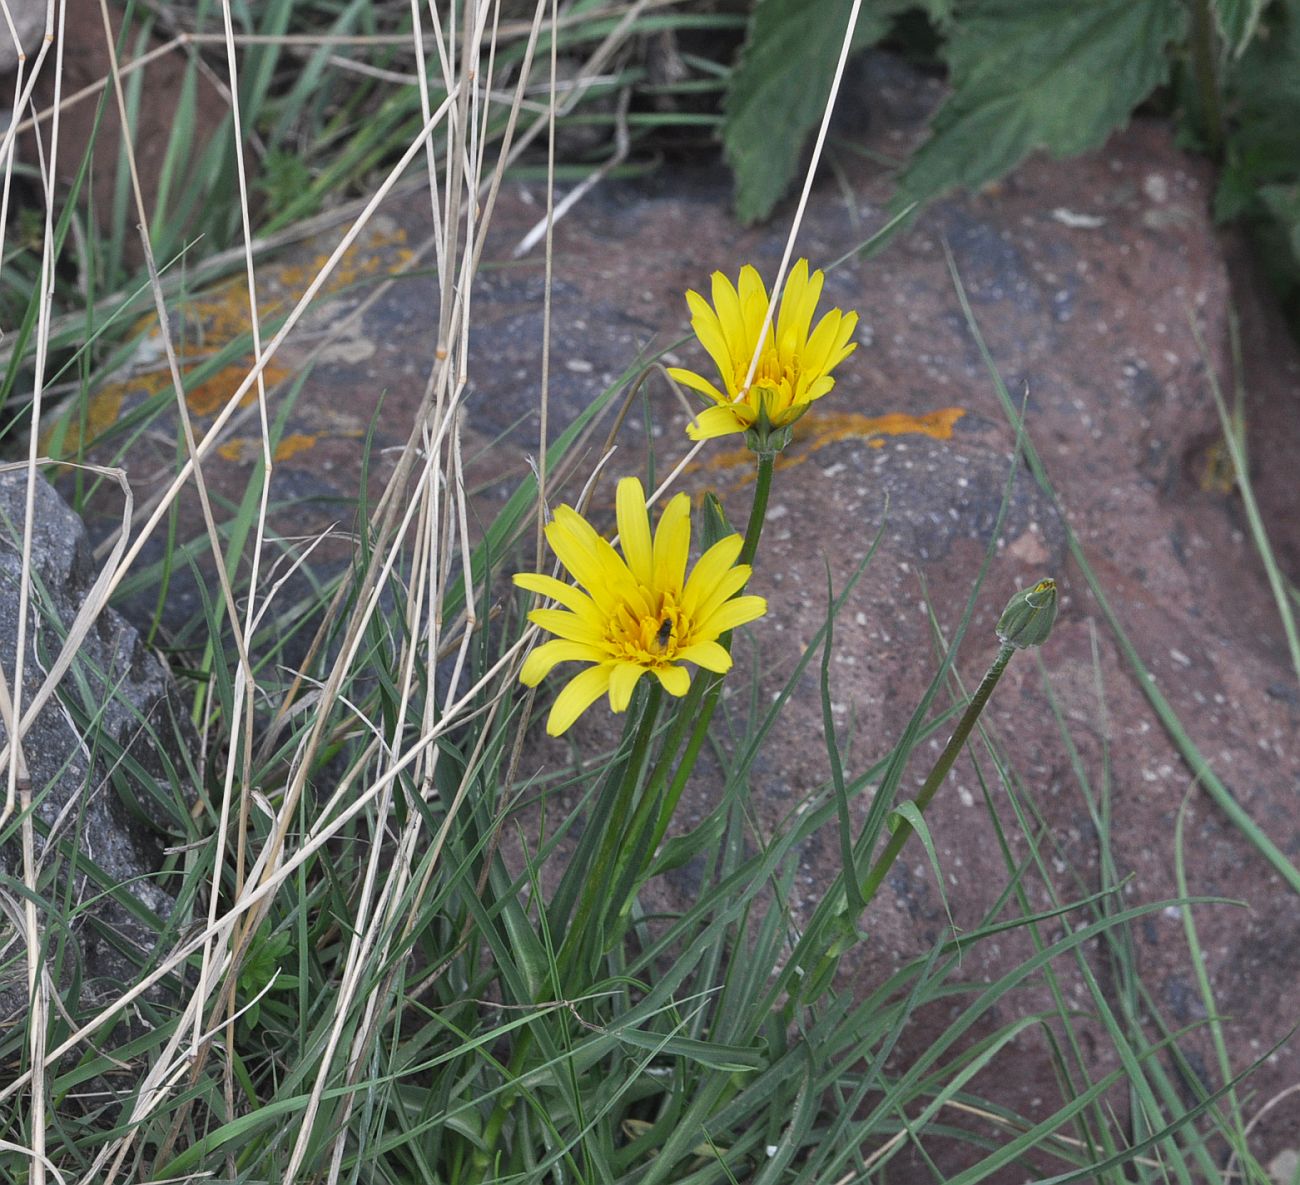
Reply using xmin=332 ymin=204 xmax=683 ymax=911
xmin=656 ymin=617 xmax=673 ymax=648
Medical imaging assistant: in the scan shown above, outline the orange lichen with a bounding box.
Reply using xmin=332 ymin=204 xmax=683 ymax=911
xmin=217 ymin=429 xmax=363 ymax=465
xmin=46 ymin=225 xmax=413 ymax=457
xmin=809 ymin=408 xmax=965 ymax=447
xmin=1200 ymin=438 xmax=1237 ymax=494
xmin=43 ymin=386 xmax=128 ymax=458
xmin=689 ymin=406 xmax=966 ymax=489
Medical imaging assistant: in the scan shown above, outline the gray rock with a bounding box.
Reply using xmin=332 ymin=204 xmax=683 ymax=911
xmin=0 ymin=470 xmax=187 ymax=1021
xmin=0 ymin=0 xmax=46 ymax=74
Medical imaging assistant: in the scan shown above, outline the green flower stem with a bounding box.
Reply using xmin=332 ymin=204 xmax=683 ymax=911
xmin=647 ymin=449 xmax=777 ymax=853
xmin=472 ymin=687 xmax=662 ymax=1184
xmin=857 ymin=642 xmax=1015 ymax=905
xmin=739 ymin=449 xmax=776 ymax=567
xmin=568 ymin=682 xmax=663 ymax=961
xmin=1190 ymin=0 xmax=1224 ymax=158
xmin=475 ymin=453 xmax=778 ymax=1180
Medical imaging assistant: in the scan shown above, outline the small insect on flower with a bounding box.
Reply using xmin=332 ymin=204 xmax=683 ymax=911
xmin=667 ymin=259 xmax=859 ymax=448
xmin=514 ymin=477 xmax=767 ymax=737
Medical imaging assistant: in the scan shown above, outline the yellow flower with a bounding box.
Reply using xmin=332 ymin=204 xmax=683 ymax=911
xmin=514 ymin=477 xmax=767 ymax=737
xmin=667 ymin=259 xmax=859 ymax=444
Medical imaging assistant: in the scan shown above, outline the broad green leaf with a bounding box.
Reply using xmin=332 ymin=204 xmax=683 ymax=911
xmin=1258 ymin=183 xmax=1300 ymax=262
xmin=723 ymin=0 xmax=906 ymax=224
xmin=895 ymin=0 xmax=1186 ymax=208
xmin=1212 ymin=0 xmax=1270 ymax=56
xmin=1215 ymin=0 xmax=1300 ymax=219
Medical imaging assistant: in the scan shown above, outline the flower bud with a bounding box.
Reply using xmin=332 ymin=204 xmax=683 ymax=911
xmin=996 ymin=578 xmax=1058 ymax=649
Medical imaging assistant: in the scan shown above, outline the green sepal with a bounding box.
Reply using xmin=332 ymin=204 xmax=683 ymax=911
xmin=995 ymin=578 xmax=1059 ymax=649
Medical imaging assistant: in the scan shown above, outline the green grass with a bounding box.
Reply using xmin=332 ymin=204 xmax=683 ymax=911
xmin=0 ymin=3 xmax=1294 ymax=1183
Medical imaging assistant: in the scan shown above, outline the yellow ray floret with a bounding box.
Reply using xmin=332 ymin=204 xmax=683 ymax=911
xmin=667 ymin=258 xmax=859 ymax=440
xmin=514 ymin=477 xmax=767 ymax=736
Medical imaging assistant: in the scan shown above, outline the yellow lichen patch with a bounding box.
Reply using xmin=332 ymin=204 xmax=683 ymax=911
xmin=1200 ymin=437 xmax=1237 ymax=494
xmin=688 ymin=406 xmax=966 ymax=488
xmin=277 ymin=227 xmax=412 ymax=294
xmin=217 ymin=429 xmax=362 ymax=465
xmin=799 ymin=407 xmax=966 ymax=453
xmin=42 ymin=386 xmax=128 ymax=458
xmin=270 ymin=432 xmax=322 ymax=461
xmin=774 ymin=406 xmax=965 ymax=473
xmin=183 ymin=361 xmax=292 ymax=417
xmin=45 ymin=225 xmax=413 ymax=456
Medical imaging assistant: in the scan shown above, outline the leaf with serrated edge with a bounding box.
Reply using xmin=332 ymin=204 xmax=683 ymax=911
xmin=723 ymin=0 xmax=903 ymax=224
xmin=895 ymin=0 xmax=1186 ymax=209
xmin=1213 ymin=0 xmax=1269 ymax=57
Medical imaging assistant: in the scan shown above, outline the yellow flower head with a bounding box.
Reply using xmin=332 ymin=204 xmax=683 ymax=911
xmin=514 ymin=477 xmax=767 ymax=737
xmin=667 ymin=259 xmax=859 ymax=444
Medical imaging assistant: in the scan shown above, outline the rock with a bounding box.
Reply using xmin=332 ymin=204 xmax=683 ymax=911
xmin=0 ymin=470 xmax=187 ymax=1022
xmin=0 ymin=0 xmax=45 ymax=74
xmin=49 ymin=50 xmax=1300 ymax=1171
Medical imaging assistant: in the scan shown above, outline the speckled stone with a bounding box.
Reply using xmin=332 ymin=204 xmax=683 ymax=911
xmin=0 ymin=471 xmax=189 ymax=1022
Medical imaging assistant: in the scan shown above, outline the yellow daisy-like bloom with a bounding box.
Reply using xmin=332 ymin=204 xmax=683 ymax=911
xmin=514 ymin=477 xmax=767 ymax=737
xmin=667 ymin=258 xmax=859 ymax=444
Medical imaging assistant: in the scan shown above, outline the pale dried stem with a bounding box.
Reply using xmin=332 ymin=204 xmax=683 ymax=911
xmin=92 ymin=3 xmax=258 ymax=1107
xmin=0 ymin=3 xmax=864 ymax=1176
xmin=0 ymin=618 xmax=533 ymax=1109
xmin=11 ymin=3 xmax=62 ymax=1178
xmin=736 ymin=0 xmax=864 ymax=406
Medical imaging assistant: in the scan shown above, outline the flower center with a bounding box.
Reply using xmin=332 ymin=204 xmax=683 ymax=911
xmin=607 ymin=591 xmax=686 ymax=666
xmin=734 ymin=348 xmax=797 ymax=415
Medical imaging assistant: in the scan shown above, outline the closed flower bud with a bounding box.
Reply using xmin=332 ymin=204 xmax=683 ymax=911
xmin=996 ymin=578 xmax=1058 ymax=649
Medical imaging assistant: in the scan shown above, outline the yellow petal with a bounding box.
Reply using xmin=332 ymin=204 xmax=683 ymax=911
xmin=685 ymin=405 xmax=750 ymax=441
xmin=737 ymin=265 xmax=770 ymax=349
xmin=608 ymin=661 xmax=648 ymax=712
xmin=832 ymin=311 xmax=860 ymax=364
xmin=547 ymin=508 xmax=650 ymax=618
xmin=681 ymin=534 xmax=743 ymax=619
xmin=546 ymin=508 xmax=612 ymax=591
xmin=686 ymin=289 xmax=734 ymax=385
xmin=776 ymin=260 xmax=822 ymax=360
xmin=616 ymin=477 xmax=654 ymax=588
xmin=547 ymin=664 xmax=613 ymax=736
xmin=710 ymin=270 xmax=747 ymax=365
xmin=652 ymin=492 xmax=692 ymax=593
xmin=799 ymin=374 xmax=835 ymax=404
xmin=738 ymin=265 xmax=764 ymax=323
xmin=699 ymin=594 xmax=767 ymax=636
xmin=667 ymin=366 xmax=729 ymax=406
xmin=675 ymin=640 xmax=732 ymax=673
xmin=514 ymin=571 xmax=597 ymax=617
xmin=802 ymin=309 xmax=843 ymax=376
xmin=520 ymin=639 xmax=604 ymax=686
xmin=691 ymin=563 xmax=754 ymax=627
xmin=652 ymin=664 xmax=692 ymax=697
xmin=529 ymin=607 xmax=606 ymax=645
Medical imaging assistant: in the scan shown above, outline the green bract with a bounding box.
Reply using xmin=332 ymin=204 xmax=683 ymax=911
xmin=996 ymin=578 xmax=1059 ymax=650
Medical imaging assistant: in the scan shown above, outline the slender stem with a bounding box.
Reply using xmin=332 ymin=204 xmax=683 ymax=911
xmin=739 ymin=450 xmax=776 ymax=567
xmin=858 ymin=643 xmax=1015 ymax=904
xmin=647 ymin=450 xmax=777 ymax=851
xmin=1190 ymin=0 xmax=1224 ymax=159
xmin=471 ymin=685 xmax=661 ymax=1182
xmin=573 ymin=682 xmax=663 ymax=960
